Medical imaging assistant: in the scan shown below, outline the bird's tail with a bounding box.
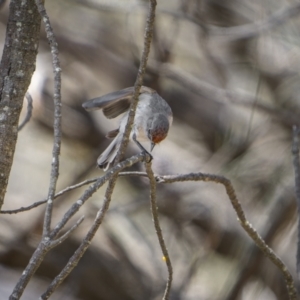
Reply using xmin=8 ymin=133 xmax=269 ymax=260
xmin=97 ymin=133 xmax=122 ymax=171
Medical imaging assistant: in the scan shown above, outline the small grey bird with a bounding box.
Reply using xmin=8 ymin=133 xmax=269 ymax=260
xmin=82 ymin=86 xmax=173 ymax=170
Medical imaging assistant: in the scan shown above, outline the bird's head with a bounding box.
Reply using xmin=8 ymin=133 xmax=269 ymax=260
xmin=147 ymin=113 xmax=170 ymax=151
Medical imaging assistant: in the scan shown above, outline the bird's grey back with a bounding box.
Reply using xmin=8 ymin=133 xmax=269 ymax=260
xmin=138 ymin=92 xmax=172 ymax=120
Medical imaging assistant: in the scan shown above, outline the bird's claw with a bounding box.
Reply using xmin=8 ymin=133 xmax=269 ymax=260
xmin=143 ymin=150 xmax=153 ymax=163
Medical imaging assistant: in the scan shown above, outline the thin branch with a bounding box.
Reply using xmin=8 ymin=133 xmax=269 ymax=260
xmin=145 ymin=162 xmax=173 ymax=300
xmin=115 ymin=0 xmax=157 ymax=165
xmin=119 ymin=171 xmax=150 ymax=178
xmin=9 ymin=153 xmax=144 ymax=300
xmin=10 ymin=241 xmax=50 ymax=300
xmin=0 ymin=172 xmax=149 ymax=215
xmin=34 ymin=0 xmax=62 ymax=236
xmin=225 ymin=187 xmax=296 ymax=300
xmin=40 ymin=153 xmax=146 ymax=300
xmin=48 ymin=154 xmax=145 ymax=240
xmin=45 ymin=169 xmax=295 ymax=298
xmin=18 ymin=92 xmax=33 ymax=131
xmin=292 ymin=125 xmax=300 ymax=287
xmin=47 ymin=0 xmax=158 ymax=240
xmin=57 ymin=169 xmax=296 ymax=298
xmin=49 ymin=216 xmax=85 ymax=249
xmin=40 ymin=197 xmax=112 ymax=299
xmin=40 ymin=1 xmax=158 ymax=298
xmin=158 ymin=173 xmax=297 ymax=300
xmin=0 ymin=178 xmax=99 ymax=214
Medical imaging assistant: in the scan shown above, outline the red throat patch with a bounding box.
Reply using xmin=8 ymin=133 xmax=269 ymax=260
xmin=151 ymin=130 xmax=167 ymax=144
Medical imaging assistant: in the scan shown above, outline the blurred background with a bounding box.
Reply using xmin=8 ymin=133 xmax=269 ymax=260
xmin=0 ymin=0 xmax=299 ymax=299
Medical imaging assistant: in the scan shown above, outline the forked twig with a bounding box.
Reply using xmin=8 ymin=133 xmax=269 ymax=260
xmin=10 ymin=153 xmax=144 ymax=300
xmin=40 ymin=0 xmax=158 ymax=298
xmin=158 ymin=173 xmax=297 ymax=300
xmin=7 ymin=170 xmax=296 ymax=298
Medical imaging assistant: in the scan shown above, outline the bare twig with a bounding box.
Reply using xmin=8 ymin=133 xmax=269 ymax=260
xmin=9 ymin=153 xmax=144 ymax=300
xmin=40 ymin=196 xmax=112 ymax=299
xmin=116 ymin=0 xmax=157 ymax=164
xmin=292 ymin=126 xmax=300 ymax=287
xmin=0 ymin=172 xmax=151 ymax=215
xmin=56 ymin=169 xmax=295 ymax=298
xmin=158 ymin=173 xmax=297 ymax=300
xmin=34 ymin=0 xmax=62 ymax=236
xmin=1 ymin=178 xmax=100 ymax=214
xmin=40 ymin=1 xmax=158 ymax=298
xmin=40 ymin=153 xmax=146 ymax=299
xmin=145 ymin=162 xmax=173 ymax=299
xmin=7 ymin=168 xmax=297 ymax=298
xmin=49 ymin=154 xmax=145 ymax=240
xmin=18 ymin=92 xmax=33 ymax=131
xmin=49 ymin=216 xmax=85 ymax=249
xmin=225 ymin=187 xmax=296 ymax=299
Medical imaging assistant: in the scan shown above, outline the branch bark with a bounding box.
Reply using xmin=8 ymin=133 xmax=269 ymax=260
xmin=0 ymin=0 xmax=41 ymax=209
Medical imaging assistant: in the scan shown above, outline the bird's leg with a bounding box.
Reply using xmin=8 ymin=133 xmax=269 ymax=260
xmin=132 ymin=133 xmax=153 ymax=163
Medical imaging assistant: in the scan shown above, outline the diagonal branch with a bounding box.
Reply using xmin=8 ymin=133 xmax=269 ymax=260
xmin=158 ymin=173 xmax=297 ymax=300
xmin=40 ymin=152 xmax=146 ymax=300
xmin=115 ymin=0 xmax=157 ymax=165
xmin=9 ymin=153 xmax=144 ymax=300
xmin=40 ymin=1 xmax=158 ymax=298
xmin=49 ymin=154 xmax=144 ymax=240
xmin=49 ymin=216 xmax=85 ymax=249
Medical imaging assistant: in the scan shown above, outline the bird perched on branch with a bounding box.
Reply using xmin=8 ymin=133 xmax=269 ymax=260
xmin=82 ymin=86 xmax=173 ymax=170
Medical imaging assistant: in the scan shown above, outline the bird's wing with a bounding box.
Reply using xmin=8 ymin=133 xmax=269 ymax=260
xmin=82 ymin=87 xmax=134 ymax=118
xmin=82 ymin=86 xmax=155 ymax=119
xmin=103 ymin=99 xmax=131 ymax=119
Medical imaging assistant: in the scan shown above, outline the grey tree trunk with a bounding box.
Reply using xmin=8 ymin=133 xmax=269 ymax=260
xmin=0 ymin=0 xmax=41 ymax=209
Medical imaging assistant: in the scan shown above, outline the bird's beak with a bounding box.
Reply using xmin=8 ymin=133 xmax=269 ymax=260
xmin=151 ymin=142 xmax=155 ymax=152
